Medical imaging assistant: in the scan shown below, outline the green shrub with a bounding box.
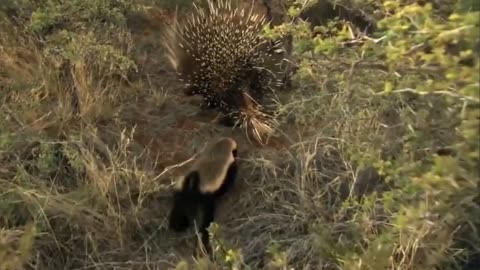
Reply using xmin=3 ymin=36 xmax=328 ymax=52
xmin=263 ymin=0 xmax=479 ymax=269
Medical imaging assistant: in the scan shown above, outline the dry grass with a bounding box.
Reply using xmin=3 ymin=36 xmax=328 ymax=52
xmin=1 ymin=1 xmax=478 ymax=270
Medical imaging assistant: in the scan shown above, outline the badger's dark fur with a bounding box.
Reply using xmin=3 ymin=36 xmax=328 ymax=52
xmin=168 ymin=137 xmax=238 ymax=253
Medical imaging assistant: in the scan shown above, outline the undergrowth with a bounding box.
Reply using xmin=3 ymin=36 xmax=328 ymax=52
xmin=0 ymin=0 xmax=478 ymax=269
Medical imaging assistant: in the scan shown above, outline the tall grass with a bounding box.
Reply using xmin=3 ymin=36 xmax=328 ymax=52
xmin=0 ymin=0 xmax=478 ymax=269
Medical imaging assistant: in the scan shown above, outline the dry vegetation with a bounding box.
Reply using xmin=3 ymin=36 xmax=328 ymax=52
xmin=0 ymin=0 xmax=479 ymax=269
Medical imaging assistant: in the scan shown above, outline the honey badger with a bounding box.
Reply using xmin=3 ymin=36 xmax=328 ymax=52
xmin=168 ymin=137 xmax=238 ymax=253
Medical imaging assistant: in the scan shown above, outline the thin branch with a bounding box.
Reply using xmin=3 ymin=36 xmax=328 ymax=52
xmin=375 ymin=87 xmax=480 ymax=103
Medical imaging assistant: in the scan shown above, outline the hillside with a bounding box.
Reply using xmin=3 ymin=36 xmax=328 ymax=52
xmin=0 ymin=0 xmax=478 ymax=269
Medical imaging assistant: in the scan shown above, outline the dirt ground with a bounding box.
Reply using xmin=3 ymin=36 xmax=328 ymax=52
xmin=111 ymin=6 xmax=299 ymax=268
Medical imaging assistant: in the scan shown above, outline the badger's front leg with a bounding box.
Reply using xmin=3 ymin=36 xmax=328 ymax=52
xmin=199 ymin=196 xmax=216 ymax=255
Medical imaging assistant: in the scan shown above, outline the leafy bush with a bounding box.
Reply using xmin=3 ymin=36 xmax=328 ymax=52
xmin=256 ymin=0 xmax=479 ymax=269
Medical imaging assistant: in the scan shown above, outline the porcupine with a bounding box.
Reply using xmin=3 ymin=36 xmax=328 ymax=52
xmin=163 ymin=0 xmax=285 ymax=143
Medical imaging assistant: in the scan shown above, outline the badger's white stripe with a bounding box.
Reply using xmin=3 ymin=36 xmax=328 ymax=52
xmin=173 ymin=137 xmax=237 ymax=193
xmin=197 ymin=152 xmax=235 ymax=193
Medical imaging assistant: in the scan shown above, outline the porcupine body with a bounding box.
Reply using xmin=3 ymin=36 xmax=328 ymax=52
xmin=163 ymin=0 xmax=284 ymax=140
